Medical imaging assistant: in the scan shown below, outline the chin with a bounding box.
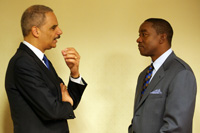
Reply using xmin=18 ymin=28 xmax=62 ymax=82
xmin=140 ymin=52 xmax=148 ymax=56
xmin=51 ymin=43 xmax=57 ymax=48
xmin=139 ymin=50 xmax=144 ymax=55
xmin=46 ymin=45 xmax=56 ymax=51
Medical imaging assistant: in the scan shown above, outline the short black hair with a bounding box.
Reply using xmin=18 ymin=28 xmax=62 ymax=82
xmin=145 ymin=18 xmax=173 ymax=45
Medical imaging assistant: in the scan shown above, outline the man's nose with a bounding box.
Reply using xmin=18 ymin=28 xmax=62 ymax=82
xmin=136 ymin=36 xmax=141 ymax=43
xmin=57 ymin=27 xmax=63 ymax=35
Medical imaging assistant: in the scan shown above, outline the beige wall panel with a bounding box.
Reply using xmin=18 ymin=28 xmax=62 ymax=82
xmin=0 ymin=0 xmax=199 ymax=132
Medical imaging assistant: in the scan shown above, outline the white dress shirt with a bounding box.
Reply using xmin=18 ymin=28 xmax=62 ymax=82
xmin=23 ymin=41 xmax=83 ymax=84
xmin=150 ymin=48 xmax=173 ymax=81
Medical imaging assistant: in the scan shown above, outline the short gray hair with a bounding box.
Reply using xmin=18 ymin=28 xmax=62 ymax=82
xmin=21 ymin=5 xmax=53 ymax=37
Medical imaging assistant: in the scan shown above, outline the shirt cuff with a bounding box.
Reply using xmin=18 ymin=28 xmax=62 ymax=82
xmin=70 ymin=75 xmax=84 ymax=85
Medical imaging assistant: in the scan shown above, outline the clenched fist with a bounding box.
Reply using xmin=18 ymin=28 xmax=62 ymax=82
xmin=61 ymin=48 xmax=80 ymax=78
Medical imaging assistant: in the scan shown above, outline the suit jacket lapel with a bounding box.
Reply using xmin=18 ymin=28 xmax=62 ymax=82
xmin=19 ymin=43 xmax=61 ymax=98
xmin=48 ymin=61 xmax=62 ymax=99
xmin=134 ymin=69 xmax=146 ymax=110
xmin=135 ymin=67 xmax=165 ymax=111
xmin=134 ymin=52 xmax=176 ymax=112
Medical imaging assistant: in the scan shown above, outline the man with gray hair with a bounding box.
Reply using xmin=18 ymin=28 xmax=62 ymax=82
xmin=5 ymin=5 xmax=87 ymax=133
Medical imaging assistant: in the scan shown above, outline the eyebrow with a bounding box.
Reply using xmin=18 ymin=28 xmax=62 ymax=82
xmin=50 ymin=25 xmax=58 ymax=29
xmin=139 ymin=29 xmax=148 ymax=33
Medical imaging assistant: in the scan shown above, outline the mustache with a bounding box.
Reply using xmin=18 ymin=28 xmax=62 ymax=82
xmin=55 ymin=35 xmax=61 ymax=40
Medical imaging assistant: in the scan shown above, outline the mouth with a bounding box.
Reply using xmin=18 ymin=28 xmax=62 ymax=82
xmin=138 ymin=44 xmax=143 ymax=48
xmin=54 ymin=35 xmax=61 ymax=40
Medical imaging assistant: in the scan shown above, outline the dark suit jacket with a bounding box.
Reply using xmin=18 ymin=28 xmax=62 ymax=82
xmin=129 ymin=52 xmax=197 ymax=133
xmin=5 ymin=43 xmax=87 ymax=133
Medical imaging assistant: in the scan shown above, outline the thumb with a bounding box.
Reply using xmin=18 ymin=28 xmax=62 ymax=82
xmin=60 ymin=83 xmax=65 ymax=91
xmin=61 ymin=50 xmax=66 ymax=56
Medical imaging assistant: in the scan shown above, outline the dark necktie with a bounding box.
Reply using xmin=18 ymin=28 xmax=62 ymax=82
xmin=140 ymin=64 xmax=154 ymax=99
xmin=43 ymin=54 xmax=50 ymax=70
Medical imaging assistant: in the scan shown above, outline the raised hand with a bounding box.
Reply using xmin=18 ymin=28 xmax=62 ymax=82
xmin=61 ymin=48 xmax=80 ymax=78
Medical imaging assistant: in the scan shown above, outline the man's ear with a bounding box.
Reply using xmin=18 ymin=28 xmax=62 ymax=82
xmin=31 ymin=26 xmax=39 ymax=38
xmin=159 ymin=33 xmax=167 ymax=44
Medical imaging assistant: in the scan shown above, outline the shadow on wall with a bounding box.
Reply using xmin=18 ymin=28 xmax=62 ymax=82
xmin=3 ymin=102 xmax=13 ymax=133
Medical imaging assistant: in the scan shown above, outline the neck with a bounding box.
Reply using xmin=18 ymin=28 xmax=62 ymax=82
xmin=151 ymin=42 xmax=171 ymax=62
xmin=24 ymin=37 xmax=45 ymax=53
xmin=151 ymin=47 xmax=171 ymax=62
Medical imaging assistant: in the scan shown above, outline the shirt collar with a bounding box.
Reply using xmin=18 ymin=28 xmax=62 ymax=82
xmin=23 ymin=41 xmax=44 ymax=61
xmin=152 ymin=48 xmax=172 ymax=72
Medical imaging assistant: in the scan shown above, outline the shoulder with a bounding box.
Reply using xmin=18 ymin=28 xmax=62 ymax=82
xmin=16 ymin=51 xmax=35 ymax=65
xmin=174 ymin=56 xmax=192 ymax=70
xmin=9 ymin=49 xmax=38 ymax=73
xmin=164 ymin=53 xmax=194 ymax=74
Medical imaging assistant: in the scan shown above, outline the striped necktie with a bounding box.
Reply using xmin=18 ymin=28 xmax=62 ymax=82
xmin=140 ymin=64 xmax=154 ymax=99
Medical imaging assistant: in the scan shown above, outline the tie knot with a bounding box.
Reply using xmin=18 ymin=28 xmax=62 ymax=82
xmin=43 ymin=55 xmax=48 ymax=61
xmin=148 ymin=63 xmax=154 ymax=71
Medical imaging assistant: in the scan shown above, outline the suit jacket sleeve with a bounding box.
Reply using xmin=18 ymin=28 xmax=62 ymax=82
xmin=160 ymin=69 xmax=196 ymax=132
xmin=68 ymin=78 xmax=87 ymax=110
xmin=14 ymin=56 xmax=86 ymax=121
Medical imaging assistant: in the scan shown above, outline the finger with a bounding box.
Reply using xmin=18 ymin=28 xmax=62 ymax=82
xmin=65 ymin=55 xmax=79 ymax=60
xmin=65 ymin=59 xmax=79 ymax=65
xmin=60 ymin=83 xmax=63 ymax=87
xmin=60 ymin=83 xmax=66 ymax=91
xmin=65 ymin=48 xmax=80 ymax=56
xmin=62 ymin=51 xmax=80 ymax=60
xmin=60 ymin=83 xmax=64 ymax=91
xmin=65 ymin=47 xmax=76 ymax=51
xmin=65 ymin=52 xmax=79 ymax=59
xmin=61 ymin=50 xmax=66 ymax=56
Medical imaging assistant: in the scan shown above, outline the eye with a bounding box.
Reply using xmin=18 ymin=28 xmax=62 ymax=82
xmin=51 ymin=25 xmax=57 ymax=30
xmin=139 ymin=32 xmax=149 ymax=37
xmin=142 ymin=33 xmax=148 ymax=37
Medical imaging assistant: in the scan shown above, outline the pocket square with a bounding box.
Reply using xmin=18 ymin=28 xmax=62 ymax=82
xmin=150 ymin=89 xmax=162 ymax=94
